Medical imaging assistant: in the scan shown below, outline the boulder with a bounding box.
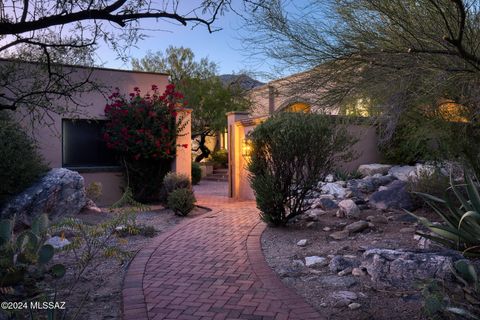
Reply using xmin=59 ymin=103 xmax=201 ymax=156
xmin=0 ymin=168 xmax=87 ymax=226
xmin=361 ymin=249 xmax=464 ymax=288
xmin=305 ymin=256 xmax=327 ymax=267
xmin=369 ymin=180 xmax=415 ymax=211
xmin=388 ymin=166 xmax=416 ymax=181
xmin=317 ymin=197 xmax=339 ymax=210
xmin=329 ymin=230 xmax=349 ymax=240
xmin=338 ymin=199 xmax=360 ymax=218
xmin=329 ymin=255 xmax=361 ymax=272
xmin=347 ymin=179 xmax=376 ymax=194
xmin=328 ymin=291 xmax=358 ymax=307
xmin=345 ymin=221 xmax=369 ymax=234
xmin=304 ymin=208 xmax=325 ymax=221
xmin=348 ymin=175 xmax=396 ymax=194
xmin=325 ymin=174 xmax=335 ymax=182
xmin=358 ymin=164 xmax=393 ymax=177
xmin=297 ymin=239 xmax=308 ymax=247
xmin=45 ymin=236 xmax=71 ymax=249
xmin=316 ymin=275 xmax=357 ymax=288
xmin=321 ymin=183 xmax=347 ymax=199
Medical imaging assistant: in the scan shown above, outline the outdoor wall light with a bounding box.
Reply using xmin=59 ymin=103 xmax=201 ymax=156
xmin=241 ymin=138 xmax=253 ymax=158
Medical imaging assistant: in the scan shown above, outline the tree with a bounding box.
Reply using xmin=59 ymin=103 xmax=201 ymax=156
xmin=0 ymin=0 xmax=243 ymax=126
xmin=132 ymin=47 xmax=218 ymax=82
xmin=132 ymin=46 xmax=250 ymax=162
xmin=244 ymin=0 xmax=480 ymax=166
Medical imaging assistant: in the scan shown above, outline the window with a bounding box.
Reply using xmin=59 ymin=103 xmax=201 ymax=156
xmin=62 ymin=119 xmax=118 ymax=168
xmin=284 ymin=102 xmax=311 ymax=113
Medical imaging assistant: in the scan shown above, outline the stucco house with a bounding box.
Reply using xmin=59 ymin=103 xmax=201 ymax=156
xmin=3 ymin=60 xmax=191 ymax=205
xmin=228 ymin=70 xmax=381 ymax=200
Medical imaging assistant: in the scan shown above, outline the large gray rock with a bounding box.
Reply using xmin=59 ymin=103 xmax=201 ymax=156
xmin=358 ymin=164 xmax=392 ymax=177
xmin=329 ymin=255 xmax=361 ymax=272
xmin=347 ymin=175 xmax=396 ymax=195
xmin=361 ymin=249 xmax=464 ymax=288
xmin=388 ymin=166 xmax=416 ymax=181
xmin=321 ymin=183 xmax=347 ymax=199
xmin=369 ymin=180 xmax=415 ymax=211
xmin=317 ymin=197 xmax=339 ymax=210
xmin=338 ymin=199 xmax=360 ymax=217
xmin=0 ymin=168 xmax=87 ymax=226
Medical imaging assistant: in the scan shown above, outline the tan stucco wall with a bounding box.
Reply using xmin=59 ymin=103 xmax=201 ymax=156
xmin=6 ymin=62 xmax=193 ymax=205
xmin=228 ymin=113 xmax=382 ymax=200
xmin=248 ymin=71 xmax=337 ymax=117
xmin=82 ymin=172 xmax=125 ymax=206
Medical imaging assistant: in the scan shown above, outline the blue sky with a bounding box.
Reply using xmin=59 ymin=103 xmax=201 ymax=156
xmin=95 ymin=6 xmax=270 ymax=80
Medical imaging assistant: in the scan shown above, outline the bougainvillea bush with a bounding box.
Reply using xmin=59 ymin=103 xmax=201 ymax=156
xmin=103 ymin=84 xmax=188 ymax=202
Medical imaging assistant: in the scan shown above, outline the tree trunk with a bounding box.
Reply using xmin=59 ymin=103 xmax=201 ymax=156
xmin=194 ymin=132 xmax=211 ymax=162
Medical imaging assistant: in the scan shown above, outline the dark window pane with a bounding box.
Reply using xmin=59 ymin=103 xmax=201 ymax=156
xmin=62 ymin=119 xmax=118 ymax=167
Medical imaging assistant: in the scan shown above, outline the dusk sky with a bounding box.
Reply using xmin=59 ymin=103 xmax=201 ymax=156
xmin=95 ymin=6 xmax=272 ymax=80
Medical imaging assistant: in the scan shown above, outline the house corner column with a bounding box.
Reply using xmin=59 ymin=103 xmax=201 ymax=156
xmin=172 ymin=108 xmax=192 ymax=180
xmin=226 ymin=111 xmax=250 ymax=199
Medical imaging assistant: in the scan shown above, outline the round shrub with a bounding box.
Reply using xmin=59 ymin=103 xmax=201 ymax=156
xmin=0 ymin=112 xmax=48 ymax=205
xmin=167 ymin=188 xmax=196 ymax=216
xmin=210 ymin=149 xmax=228 ymax=168
xmin=191 ymin=162 xmax=202 ymax=185
xmin=248 ymin=112 xmax=355 ymax=226
xmin=163 ymin=172 xmax=191 ymax=193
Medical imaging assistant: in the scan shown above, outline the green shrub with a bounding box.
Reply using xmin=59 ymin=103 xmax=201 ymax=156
xmin=407 ymin=167 xmax=450 ymax=207
xmin=335 ymin=169 xmax=362 ymax=181
xmin=191 ymin=162 xmax=202 ymax=185
xmin=115 ymin=224 xmax=157 ymax=238
xmin=248 ymin=112 xmax=355 ymax=226
xmin=86 ymin=181 xmax=103 ymax=202
xmin=210 ymin=149 xmax=228 ymax=168
xmin=167 ymin=188 xmax=196 ymax=216
xmin=0 ymin=112 xmax=48 ymax=205
xmin=378 ymin=108 xmax=477 ymax=165
xmin=410 ymin=171 xmax=480 ymax=257
xmin=162 ymin=172 xmax=191 ymax=202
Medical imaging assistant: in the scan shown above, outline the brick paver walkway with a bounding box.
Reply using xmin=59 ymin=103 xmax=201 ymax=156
xmin=122 ymin=181 xmax=322 ymax=320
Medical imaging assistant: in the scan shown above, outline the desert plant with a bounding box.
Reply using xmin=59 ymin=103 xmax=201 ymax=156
xmin=408 ymin=167 xmax=451 ymax=207
xmin=210 ymin=149 xmax=228 ymax=168
xmin=115 ymin=224 xmax=157 ymax=238
xmin=247 ymin=112 xmax=355 ymax=226
xmin=420 ymin=260 xmax=480 ymax=319
xmin=0 ymin=111 xmax=48 ymax=205
xmin=167 ymin=188 xmax=196 ymax=216
xmin=334 ymin=169 xmax=362 ymax=181
xmin=191 ymin=162 xmax=202 ymax=185
xmin=162 ymin=172 xmax=191 ymax=201
xmin=85 ymin=181 xmax=103 ymax=202
xmin=410 ymin=172 xmax=480 ymax=257
xmin=0 ymin=214 xmax=65 ymax=299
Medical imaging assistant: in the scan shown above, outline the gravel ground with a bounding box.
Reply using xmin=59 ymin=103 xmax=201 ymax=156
xmin=35 ymin=205 xmax=209 ymax=320
xmin=261 ymin=208 xmax=434 ymax=320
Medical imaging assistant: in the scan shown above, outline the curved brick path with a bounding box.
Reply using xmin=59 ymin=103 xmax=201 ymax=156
xmin=122 ymin=181 xmax=322 ymax=320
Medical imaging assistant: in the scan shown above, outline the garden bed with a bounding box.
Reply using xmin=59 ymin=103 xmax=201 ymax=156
xmin=43 ymin=205 xmax=209 ymax=320
xmin=261 ymin=208 xmax=445 ymax=320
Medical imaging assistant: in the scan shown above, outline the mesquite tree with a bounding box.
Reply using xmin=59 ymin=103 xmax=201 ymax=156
xmin=0 ymin=0 xmax=256 ymax=126
xmin=244 ymin=0 xmax=480 ymax=168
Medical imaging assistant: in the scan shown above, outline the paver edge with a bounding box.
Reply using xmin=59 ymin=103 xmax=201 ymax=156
xmin=246 ymin=221 xmax=324 ymax=320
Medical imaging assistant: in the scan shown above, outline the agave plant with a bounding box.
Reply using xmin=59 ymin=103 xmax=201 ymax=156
xmin=409 ymin=172 xmax=480 ymax=257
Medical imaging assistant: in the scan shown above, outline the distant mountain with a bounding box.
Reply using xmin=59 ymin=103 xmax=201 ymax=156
xmin=218 ymin=74 xmax=264 ymax=90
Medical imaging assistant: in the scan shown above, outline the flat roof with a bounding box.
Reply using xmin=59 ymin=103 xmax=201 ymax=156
xmin=0 ymin=58 xmax=170 ymax=76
